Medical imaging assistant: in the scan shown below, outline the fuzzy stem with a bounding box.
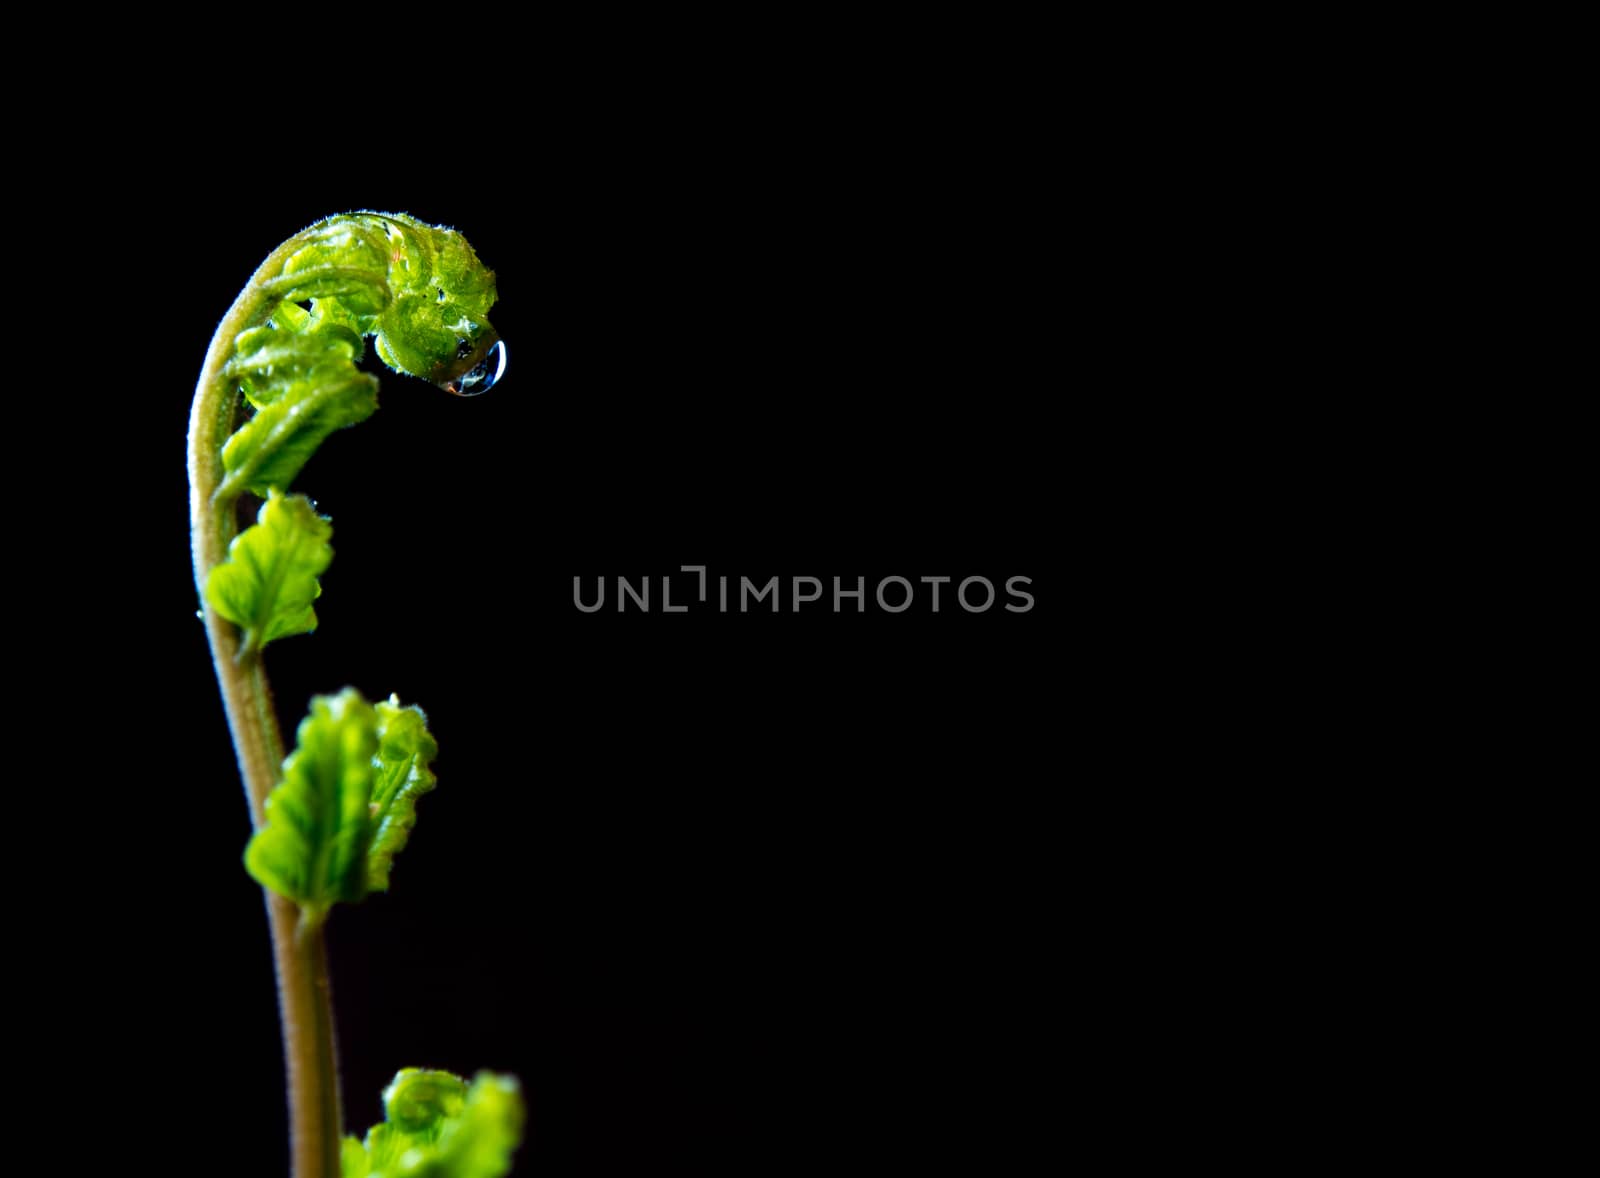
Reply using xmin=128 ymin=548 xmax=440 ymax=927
xmin=189 ymin=230 xmax=344 ymax=1178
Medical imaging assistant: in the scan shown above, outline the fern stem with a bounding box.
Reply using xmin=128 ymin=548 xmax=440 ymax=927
xmin=189 ymin=231 xmax=345 ymax=1178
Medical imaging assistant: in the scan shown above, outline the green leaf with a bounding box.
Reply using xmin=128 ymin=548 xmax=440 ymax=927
xmin=217 ymin=363 xmax=378 ymax=500
xmin=368 ymin=698 xmax=440 ymax=893
xmin=421 ymin=1074 xmax=524 ymax=1178
xmin=384 ymin=1070 xmax=469 ymax=1139
xmin=342 ymin=1138 xmax=372 ymax=1178
xmin=246 ymin=690 xmax=441 ymax=915
xmin=226 ymin=325 xmax=363 ymax=408
xmin=343 ymin=1070 xmax=524 ymax=1178
xmin=205 ymin=491 xmax=332 ymax=654
xmin=265 ymin=219 xmax=391 ymax=315
xmin=245 ymin=689 xmax=378 ymax=918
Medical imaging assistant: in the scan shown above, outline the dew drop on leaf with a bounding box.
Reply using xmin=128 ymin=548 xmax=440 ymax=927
xmin=438 ymin=340 xmax=508 ymax=397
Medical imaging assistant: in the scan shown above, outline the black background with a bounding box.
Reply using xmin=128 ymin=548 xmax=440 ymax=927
xmin=76 ymin=108 xmax=1066 ymax=1176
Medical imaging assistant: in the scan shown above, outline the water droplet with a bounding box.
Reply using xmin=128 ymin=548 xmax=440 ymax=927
xmin=439 ymin=339 xmax=507 ymax=397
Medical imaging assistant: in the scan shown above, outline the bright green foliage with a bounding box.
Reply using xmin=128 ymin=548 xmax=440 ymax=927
xmin=343 ymin=1137 xmax=374 ymax=1178
xmin=368 ymin=697 xmax=440 ymax=893
xmin=245 ymin=689 xmax=378 ymax=919
xmin=421 ymin=1074 xmax=525 ymax=1178
xmin=200 ymin=214 xmax=515 ymax=1173
xmin=213 ymin=213 xmax=499 ymax=503
xmin=364 ymin=214 xmax=500 ymax=384
xmin=384 ymin=1070 xmax=471 ymax=1137
xmin=226 ymin=326 xmax=363 ymax=408
xmin=245 ymin=689 xmax=440 ymax=915
xmin=205 ymin=491 xmax=333 ymax=654
xmin=342 ymin=1070 xmax=525 ymax=1178
xmin=217 ymin=365 xmax=379 ymax=500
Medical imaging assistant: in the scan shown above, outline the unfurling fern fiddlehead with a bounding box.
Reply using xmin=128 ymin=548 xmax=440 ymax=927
xmin=188 ymin=213 xmax=521 ymax=1178
xmin=199 ymin=212 xmax=507 ymax=509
